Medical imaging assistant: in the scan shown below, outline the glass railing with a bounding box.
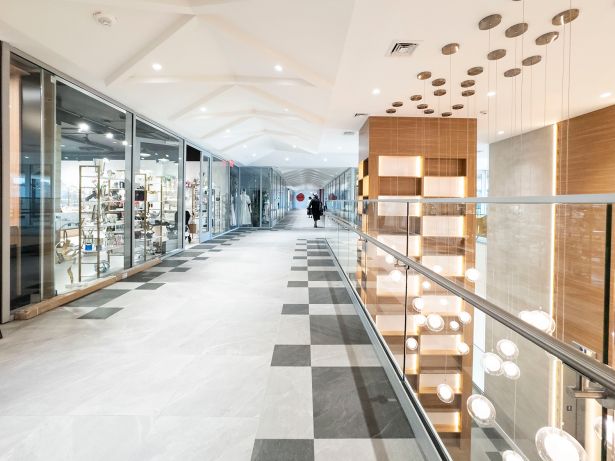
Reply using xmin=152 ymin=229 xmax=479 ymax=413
xmin=325 ymin=196 xmax=615 ymax=461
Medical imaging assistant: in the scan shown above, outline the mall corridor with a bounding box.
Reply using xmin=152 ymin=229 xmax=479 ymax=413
xmin=0 ymin=211 xmax=420 ymax=461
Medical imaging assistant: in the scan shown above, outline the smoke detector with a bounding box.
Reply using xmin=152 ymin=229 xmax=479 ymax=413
xmin=93 ymin=11 xmax=117 ymax=27
xmin=388 ymin=41 xmax=418 ymax=57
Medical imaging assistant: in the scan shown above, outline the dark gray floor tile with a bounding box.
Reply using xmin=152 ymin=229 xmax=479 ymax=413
xmin=170 ymin=267 xmax=191 ymax=272
xmin=78 ymin=307 xmax=123 ymax=319
xmin=293 ymin=256 xmax=307 ymax=260
xmin=136 ymin=282 xmax=165 ymax=290
xmin=221 ymin=242 xmax=232 ymax=246
xmin=308 ymin=271 xmax=342 ymax=282
xmin=66 ymin=289 xmax=130 ymax=307
xmin=271 ymin=345 xmax=311 ymax=366
xmin=307 ymin=259 xmax=334 ymax=267
xmin=282 ymin=304 xmax=309 ymax=315
xmin=294 ymin=249 xmax=307 ymax=252
xmin=251 ymin=439 xmax=314 ymax=461
xmin=157 ymin=259 xmax=187 ymax=267
xmin=125 ymin=271 xmax=162 ymax=283
xmin=190 ymin=244 xmax=215 ymax=249
xmin=193 ymin=257 xmax=209 ymax=261
xmin=310 ymin=315 xmax=371 ymax=345
xmin=209 ymin=249 xmax=222 ymax=252
xmin=309 ymin=287 xmax=352 ymax=305
xmin=312 ymin=367 xmax=414 ymax=439
xmin=180 ymin=250 xmax=205 ymax=257
xmin=291 ymin=267 xmax=308 ymax=271
xmin=288 ymin=281 xmax=308 ymax=288
xmin=307 ymin=251 xmax=330 ymax=257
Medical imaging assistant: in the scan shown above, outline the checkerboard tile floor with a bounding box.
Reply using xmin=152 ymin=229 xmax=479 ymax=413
xmin=250 ymin=238 xmax=422 ymax=461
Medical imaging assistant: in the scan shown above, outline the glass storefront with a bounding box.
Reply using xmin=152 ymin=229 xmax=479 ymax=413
xmin=238 ymin=167 xmax=288 ymax=228
xmin=211 ymin=157 xmax=230 ymax=235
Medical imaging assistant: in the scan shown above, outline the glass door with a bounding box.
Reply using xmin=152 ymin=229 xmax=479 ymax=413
xmin=200 ymin=153 xmax=211 ymax=241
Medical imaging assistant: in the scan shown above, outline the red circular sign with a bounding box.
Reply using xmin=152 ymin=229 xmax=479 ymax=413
xmin=297 ymin=193 xmax=305 ymax=202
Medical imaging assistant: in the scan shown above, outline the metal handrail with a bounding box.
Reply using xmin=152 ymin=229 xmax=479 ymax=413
xmin=327 ymin=193 xmax=615 ymax=205
xmin=327 ymin=213 xmax=615 ymax=395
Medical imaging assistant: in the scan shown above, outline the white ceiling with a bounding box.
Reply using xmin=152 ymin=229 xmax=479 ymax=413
xmin=1 ymin=0 xmax=613 ymax=169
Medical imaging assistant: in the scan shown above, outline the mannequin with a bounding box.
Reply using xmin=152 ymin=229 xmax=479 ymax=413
xmin=239 ymin=189 xmax=252 ymax=226
xmin=230 ymin=194 xmax=237 ymax=227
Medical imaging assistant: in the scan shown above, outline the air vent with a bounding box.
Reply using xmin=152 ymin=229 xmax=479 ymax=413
xmin=343 ymin=131 xmax=355 ymax=136
xmin=354 ymin=113 xmax=368 ymax=117
xmin=388 ymin=42 xmax=418 ymax=57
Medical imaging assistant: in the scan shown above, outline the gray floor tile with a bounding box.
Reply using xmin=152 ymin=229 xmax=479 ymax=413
xmin=193 ymin=257 xmax=209 ymax=261
xmin=125 ymin=271 xmax=162 ymax=283
xmin=136 ymin=282 xmax=165 ymax=290
xmin=170 ymin=267 xmax=191 ymax=272
xmin=310 ymin=315 xmax=371 ymax=345
xmin=77 ymin=307 xmax=123 ymax=319
xmin=282 ymin=304 xmax=309 ymax=315
xmin=181 ymin=250 xmax=205 ymax=257
xmin=251 ymin=439 xmax=314 ymax=461
xmin=209 ymin=249 xmax=222 ymax=252
xmin=307 ymin=259 xmax=334 ymax=267
xmin=312 ymin=367 xmax=414 ymax=439
xmin=308 ymin=288 xmax=352 ymax=305
xmin=291 ymin=267 xmax=308 ymax=271
xmin=308 ymin=271 xmax=342 ymax=282
xmin=307 ymin=251 xmax=330 ymax=257
xmin=157 ymin=259 xmax=187 ymax=267
xmin=288 ymin=281 xmax=308 ymax=288
xmin=66 ymin=289 xmax=130 ymax=307
xmin=271 ymin=345 xmax=311 ymax=366
xmin=293 ymin=256 xmax=307 ymax=260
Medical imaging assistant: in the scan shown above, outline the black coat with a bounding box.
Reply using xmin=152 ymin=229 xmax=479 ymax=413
xmin=307 ymin=198 xmax=323 ymax=220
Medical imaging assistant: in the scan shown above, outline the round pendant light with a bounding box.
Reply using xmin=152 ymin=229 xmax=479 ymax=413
xmin=536 ymin=31 xmax=559 ymax=46
xmin=449 ymin=320 xmax=460 ymax=332
xmin=406 ymin=337 xmax=419 ymax=351
xmin=415 ymin=314 xmax=427 ymax=327
xmin=457 ymin=342 xmax=470 ymax=355
xmin=452 ymin=104 xmax=464 ymax=110
xmin=483 ymin=352 xmax=503 ymax=375
xmin=424 ymin=109 xmax=435 ymax=115
xmin=410 ymin=94 xmax=422 ymax=101
xmin=461 ymin=79 xmax=475 ymax=88
xmin=522 ymin=55 xmax=542 ymax=66
xmin=519 ymin=310 xmax=556 ymax=334
xmin=412 ymin=297 xmax=425 ymax=312
xmin=417 ymin=103 xmax=428 ymax=110
xmin=385 ymin=254 xmax=395 ymax=265
xmin=467 ymin=394 xmax=497 ymax=427
xmin=488 ymin=49 xmax=507 ymax=61
xmin=465 ymin=267 xmax=480 ymax=282
xmin=505 ymin=22 xmax=529 ymax=38
xmin=390 ymin=269 xmax=403 ymax=282
xmin=496 ymin=339 xmax=519 ymax=360
xmin=386 ymin=108 xmax=396 ymax=114
xmin=502 ymin=361 xmax=521 ymax=380
xmin=392 ymin=101 xmax=404 ymax=107
xmin=442 ymin=112 xmax=452 ymax=117
xmin=552 ymin=9 xmax=580 ymax=26
xmin=426 ymin=314 xmax=445 ymax=332
xmin=479 ymin=14 xmax=502 ymax=31
xmin=504 ymin=68 xmax=522 ymax=78
xmin=437 ymin=383 xmax=455 ymax=403
xmin=433 ymin=264 xmax=443 ymax=273
xmin=432 ymin=78 xmax=446 ymax=87
xmin=434 ymin=89 xmax=447 ymax=97
xmin=458 ymin=311 xmax=472 ymax=325
xmin=502 ymin=451 xmax=524 ymax=461
xmin=462 ymin=90 xmax=476 ymax=97
xmin=417 ymin=71 xmax=432 ymax=80
xmin=468 ymin=66 xmax=484 ymax=76
xmin=422 ymin=280 xmax=431 ymax=290
xmin=535 ymin=427 xmax=587 ymax=461
xmin=441 ymin=43 xmax=460 ymax=55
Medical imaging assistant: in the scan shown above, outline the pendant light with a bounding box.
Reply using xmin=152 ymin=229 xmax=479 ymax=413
xmin=406 ymin=337 xmax=419 ymax=351
xmin=412 ymin=297 xmax=425 ymax=312
xmin=483 ymin=352 xmax=503 ymax=376
xmin=519 ymin=310 xmax=555 ymax=334
xmin=496 ymin=339 xmax=519 ymax=360
xmin=502 ymin=361 xmax=521 ymax=380
xmin=465 ymin=267 xmax=480 ymax=282
xmin=458 ymin=311 xmax=472 ymax=325
xmin=415 ymin=314 xmax=427 ymax=327
xmin=426 ymin=314 xmax=445 ymax=332
xmin=437 ymin=383 xmax=455 ymax=404
xmin=535 ymin=427 xmax=587 ymax=461
xmin=457 ymin=342 xmax=470 ymax=355
xmin=449 ymin=320 xmax=460 ymax=332
xmin=467 ymin=394 xmax=496 ymax=427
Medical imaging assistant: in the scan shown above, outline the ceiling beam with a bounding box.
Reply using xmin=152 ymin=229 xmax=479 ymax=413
xmin=200 ymin=116 xmax=252 ymax=139
xmin=220 ymin=133 xmax=265 ymax=152
xmin=201 ymin=15 xmax=333 ymax=89
xmin=241 ymin=86 xmax=324 ymax=125
xmin=127 ymin=75 xmax=313 ymax=87
xmin=170 ymin=84 xmax=235 ymax=120
xmin=105 ymin=15 xmax=198 ymax=86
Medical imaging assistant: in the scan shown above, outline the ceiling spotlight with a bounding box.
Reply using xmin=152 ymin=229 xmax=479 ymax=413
xmin=437 ymin=383 xmax=455 ymax=404
xmin=483 ymin=352 xmax=503 ymax=376
xmin=535 ymin=427 xmax=587 ymax=461
xmin=457 ymin=342 xmax=470 ymax=355
xmin=465 ymin=268 xmax=480 ymax=282
xmin=600 ymin=92 xmax=612 ymax=99
xmin=200 ymin=107 xmax=207 ymax=112
xmin=78 ymin=122 xmax=90 ymax=132
xmin=152 ymin=63 xmax=162 ymax=71
xmin=426 ymin=314 xmax=445 ymax=332
xmin=323 ymin=158 xmax=328 ymax=162
xmin=105 ymin=132 xmax=114 ymax=139
xmin=496 ymin=339 xmax=519 ymax=360
xmin=372 ymin=88 xmax=381 ymax=95
xmin=93 ymin=11 xmax=117 ymax=27
xmin=502 ymin=361 xmax=521 ymax=380
xmin=467 ymin=395 xmax=496 ymax=427
xmin=412 ymin=297 xmax=424 ymax=312
xmin=487 ymin=91 xmax=497 ymax=97
xmin=406 ymin=337 xmax=418 ymax=351
xmin=274 ymin=64 xmax=283 ymax=72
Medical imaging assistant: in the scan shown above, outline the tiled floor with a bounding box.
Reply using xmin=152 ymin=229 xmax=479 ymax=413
xmin=0 ymin=212 xmax=423 ymax=461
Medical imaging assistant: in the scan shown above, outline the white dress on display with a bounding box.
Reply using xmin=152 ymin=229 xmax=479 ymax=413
xmin=240 ymin=192 xmax=251 ymax=225
xmin=230 ymin=195 xmax=237 ymax=226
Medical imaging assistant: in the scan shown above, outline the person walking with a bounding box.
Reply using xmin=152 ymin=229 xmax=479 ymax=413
xmin=307 ymin=193 xmax=323 ymax=228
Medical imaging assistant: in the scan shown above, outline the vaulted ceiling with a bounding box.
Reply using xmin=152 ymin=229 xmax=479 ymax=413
xmin=1 ymin=0 xmax=614 ymax=170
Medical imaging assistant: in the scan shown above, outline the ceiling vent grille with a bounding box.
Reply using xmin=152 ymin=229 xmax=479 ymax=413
xmin=388 ymin=42 xmax=418 ymax=57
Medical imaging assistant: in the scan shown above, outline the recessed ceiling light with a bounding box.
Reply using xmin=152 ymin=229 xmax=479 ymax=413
xmin=242 ymin=144 xmax=247 ymax=148
xmin=487 ymin=91 xmax=496 ymax=97
xmin=323 ymin=158 xmax=327 ymax=162
xmin=252 ymin=153 xmax=256 ymax=157
xmin=152 ymin=63 xmax=162 ymax=71
xmin=274 ymin=64 xmax=283 ymax=72
xmin=93 ymin=11 xmax=117 ymax=27
xmin=285 ymin=157 xmax=289 ymax=161
xmin=292 ymin=145 xmax=297 ymax=149
xmin=105 ymin=132 xmax=114 ymax=139
xmin=78 ymin=122 xmax=89 ymax=132
xmin=225 ymin=129 xmax=231 ymax=133
xmin=200 ymin=107 xmax=207 ymax=112
xmin=497 ymin=130 xmax=505 ymax=135
xmin=372 ymin=88 xmax=381 ymax=95
xmin=600 ymin=92 xmax=612 ymax=98
xmin=284 ymin=108 xmax=289 ymax=112
xmin=337 ymin=146 xmax=342 ymax=150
